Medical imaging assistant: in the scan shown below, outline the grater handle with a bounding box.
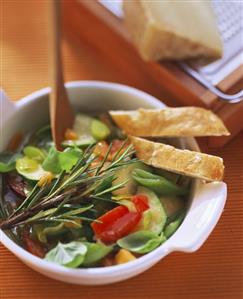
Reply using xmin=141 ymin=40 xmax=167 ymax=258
xmin=179 ymin=63 xmax=243 ymax=104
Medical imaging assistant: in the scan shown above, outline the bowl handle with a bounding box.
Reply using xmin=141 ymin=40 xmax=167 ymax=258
xmin=167 ymin=182 xmax=227 ymax=252
xmin=0 ymin=90 xmax=17 ymax=123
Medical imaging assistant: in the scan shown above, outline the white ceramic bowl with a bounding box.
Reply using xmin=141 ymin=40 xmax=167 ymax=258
xmin=0 ymin=81 xmax=227 ymax=285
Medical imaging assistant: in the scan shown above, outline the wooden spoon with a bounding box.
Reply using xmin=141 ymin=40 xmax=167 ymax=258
xmin=48 ymin=0 xmax=74 ymax=150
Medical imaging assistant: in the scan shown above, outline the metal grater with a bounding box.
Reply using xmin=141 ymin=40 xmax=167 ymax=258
xmin=99 ymin=0 xmax=243 ymax=103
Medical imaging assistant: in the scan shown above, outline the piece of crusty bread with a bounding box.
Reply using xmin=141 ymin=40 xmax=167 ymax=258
xmin=130 ymin=136 xmax=224 ymax=181
xmin=110 ymin=108 xmax=229 ymax=137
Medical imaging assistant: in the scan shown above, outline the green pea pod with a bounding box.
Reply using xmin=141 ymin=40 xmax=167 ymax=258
xmin=132 ymin=169 xmax=157 ymax=179
xmin=164 ymin=211 xmax=186 ymax=238
xmin=154 ymin=168 xmax=180 ymax=184
xmin=132 ymin=169 xmax=188 ymax=196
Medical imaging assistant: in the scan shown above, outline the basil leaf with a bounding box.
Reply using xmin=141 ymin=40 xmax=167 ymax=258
xmin=45 ymin=241 xmax=87 ymax=268
xmin=0 ymin=152 xmax=21 ymax=173
xmin=82 ymin=242 xmax=113 ymax=266
xmin=117 ymin=230 xmax=166 ymax=254
xmin=42 ymin=147 xmax=61 ymax=174
xmin=42 ymin=147 xmax=82 ymax=174
xmin=59 ymin=148 xmax=82 ymax=172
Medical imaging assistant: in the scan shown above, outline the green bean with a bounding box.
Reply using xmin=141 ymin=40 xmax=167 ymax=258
xmin=164 ymin=211 xmax=186 ymax=238
xmin=132 ymin=169 xmax=188 ymax=196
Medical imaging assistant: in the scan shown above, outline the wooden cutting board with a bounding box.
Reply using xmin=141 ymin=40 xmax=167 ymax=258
xmin=62 ymin=0 xmax=243 ymax=148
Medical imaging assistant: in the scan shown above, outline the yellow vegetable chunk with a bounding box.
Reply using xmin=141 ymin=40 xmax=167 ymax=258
xmin=114 ymin=249 xmax=136 ymax=265
xmin=38 ymin=172 xmax=54 ymax=187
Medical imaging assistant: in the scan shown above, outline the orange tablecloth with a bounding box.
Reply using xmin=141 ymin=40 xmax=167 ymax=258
xmin=1 ymin=2 xmax=242 ymax=299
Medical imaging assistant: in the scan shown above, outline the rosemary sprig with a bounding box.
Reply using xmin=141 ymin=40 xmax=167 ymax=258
xmin=94 ymin=179 xmax=129 ymax=197
xmin=111 ymin=139 xmax=130 ymax=162
xmin=47 ymin=170 xmax=66 ymax=196
xmin=11 ymin=183 xmax=40 ymax=215
xmin=94 ymin=142 xmax=112 ymax=176
xmin=0 ymin=141 xmax=137 ymax=230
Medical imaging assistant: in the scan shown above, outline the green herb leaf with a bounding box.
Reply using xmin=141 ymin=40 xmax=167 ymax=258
xmin=0 ymin=152 xmax=21 ymax=173
xmin=42 ymin=147 xmax=83 ymax=174
xmin=42 ymin=147 xmax=60 ymax=173
xmin=25 ymin=208 xmax=58 ymax=223
xmin=57 ymin=204 xmax=93 ymax=219
xmin=59 ymin=148 xmax=82 ymax=172
xmin=45 ymin=241 xmax=87 ymax=268
xmin=82 ymin=242 xmax=113 ymax=266
xmin=95 ymin=175 xmax=114 ymax=194
xmin=117 ymin=230 xmax=166 ymax=254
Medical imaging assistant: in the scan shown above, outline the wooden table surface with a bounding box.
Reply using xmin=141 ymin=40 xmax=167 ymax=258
xmin=0 ymin=2 xmax=242 ymax=299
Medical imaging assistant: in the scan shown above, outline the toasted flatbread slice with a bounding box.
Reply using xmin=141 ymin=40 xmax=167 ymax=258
xmin=110 ymin=108 xmax=230 ymax=137
xmin=130 ymin=136 xmax=224 ymax=181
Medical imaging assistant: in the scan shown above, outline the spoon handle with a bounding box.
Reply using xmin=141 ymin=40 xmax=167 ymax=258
xmin=49 ymin=0 xmax=74 ymax=150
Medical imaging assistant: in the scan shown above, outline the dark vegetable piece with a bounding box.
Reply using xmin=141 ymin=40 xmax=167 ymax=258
xmin=7 ymin=174 xmax=26 ymax=198
xmin=22 ymin=229 xmax=46 ymax=258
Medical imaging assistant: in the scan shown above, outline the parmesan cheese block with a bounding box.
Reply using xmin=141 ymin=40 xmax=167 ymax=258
xmin=123 ymin=0 xmax=223 ymax=61
xmin=130 ymin=137 xmax=224 ymax=181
